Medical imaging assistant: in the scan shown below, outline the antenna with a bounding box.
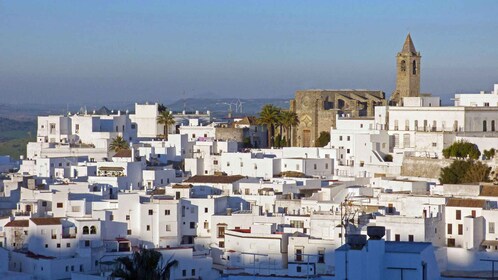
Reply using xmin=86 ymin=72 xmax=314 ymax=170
xmin=183 ymin=91 xmax=186 ymax=112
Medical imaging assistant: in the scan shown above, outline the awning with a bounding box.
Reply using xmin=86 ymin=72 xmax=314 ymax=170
xmin=481 ymin=240 xmax=498 ymax=246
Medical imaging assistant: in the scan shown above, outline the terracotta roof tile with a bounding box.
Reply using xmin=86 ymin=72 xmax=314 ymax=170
xmin=30 ymin=217 xmax=62 ymax=226
xmin=184 ymin=175 xmax=245 ymax=184
xmin=480 ymin=185 xmax=498 ymax=197
xmin=113 ymin=150 xmax=132 ymax=158
xmin=447 ymin=198 xmax=486 ymax=208
xmin=5 ymin=220 xmax=29 ymax=227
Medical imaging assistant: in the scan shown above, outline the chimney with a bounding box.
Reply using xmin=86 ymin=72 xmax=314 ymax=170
xmin=346 ymin=234 xmax=367 ymax=250
xmin=367 ymin=226 xmax=386 ymax=240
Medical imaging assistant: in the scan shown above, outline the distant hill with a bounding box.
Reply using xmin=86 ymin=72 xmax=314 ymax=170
xmin=0 ymin=117 xmax=36 ymax=159
xmin=167 ymin=98 xmax=292 ymax=118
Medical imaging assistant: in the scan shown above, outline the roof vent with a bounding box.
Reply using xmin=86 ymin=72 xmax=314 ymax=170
xmin=346 ymin=234 xmax=367 ymax=250
xmin=367 ymin=226 xmax=386 ymax=240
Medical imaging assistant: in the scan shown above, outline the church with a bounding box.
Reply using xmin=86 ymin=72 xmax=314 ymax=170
xmin=290 ymin=34 xmax=421 ymax=147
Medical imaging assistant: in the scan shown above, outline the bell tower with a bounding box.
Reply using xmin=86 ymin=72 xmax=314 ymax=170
xmin=391 ymin=34 xmax=421 ymax=105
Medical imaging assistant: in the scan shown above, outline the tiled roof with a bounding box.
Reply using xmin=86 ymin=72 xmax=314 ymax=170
xmin=5 ymin=220 xmax=29 ymax=227
xmin=447 ymin=198 xmax=486 ymax=208
xmin=236 ymin=116 xmax=257 ymax=125
xmin=480 ymin=185 xmax=498 ymax=197
xmin=184 ymin=175 xmax=245 ymax=184
xmin=30 ymin=217 xmax=62 ymax=226
xmin=172 ymin=184 xmax=193 ymax=189
xmin=113 ymin=150 xmax=132 ymax=158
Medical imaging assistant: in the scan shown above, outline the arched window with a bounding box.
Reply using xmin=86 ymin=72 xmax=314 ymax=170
xmin=82 ymin=226 xmax=89 ymax=235
xmin=400 ymin=60 xmax=406 ymax=72
xmin=483 ymin=120 xmax=487 ymax=132
xmin=412 ymin=60 xmax=417 ymax=75
xmin=90 ymin=226 xmax=97 ymax=234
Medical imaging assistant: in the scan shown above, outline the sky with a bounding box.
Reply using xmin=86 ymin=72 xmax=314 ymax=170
xmin=1 ymin=1 xmax=498 ymax=105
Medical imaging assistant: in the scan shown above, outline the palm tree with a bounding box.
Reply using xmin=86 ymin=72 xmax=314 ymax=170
xmin=111 ymin=248 xmax=178 ymax=280
xmin=109 ymin=136 xmax=129 ymax=153
xmin=258 ymin=104 xmax=280 ymax=147
xmin=280 ymin=110 xmax=299 ymax=146
xmin=157 ymin=110 xmax=175 ymax=140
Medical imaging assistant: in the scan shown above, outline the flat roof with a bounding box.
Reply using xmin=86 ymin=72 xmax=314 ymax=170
xmin=385 ymin=241 xmax=432 ymax=254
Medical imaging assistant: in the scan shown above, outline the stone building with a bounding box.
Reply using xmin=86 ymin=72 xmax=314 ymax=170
xmin=390 ymin=33 xmax=421 ymax=105
xmin=290 ymin=90 xmax=385 ymax=147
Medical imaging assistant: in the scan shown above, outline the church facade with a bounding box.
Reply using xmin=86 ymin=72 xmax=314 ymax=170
xmin=290 ymin=34 xmax=421 ymax=147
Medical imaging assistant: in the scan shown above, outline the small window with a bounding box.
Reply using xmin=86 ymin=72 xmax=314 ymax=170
xmin=347 ymin=136 xmax=350 ymax=141
xmin=57 ymin=243 xmax=61 ymax=248
xmin=458 ymin=224 xmax=463 ymax=235
xmin=297 ymin=266 xmax=302 ymax=273
xmin=192 ymin=269 xmax=196 ymax=276
xmin=408 ymin=235 xmax=414 ymax=242
xmin=127 ymin=229 xmax=132 ymax=235
xmin=447 ymin=224 xmax=452 ymax=235
xmin=148 ymin=209 xmax=153 ymax=215
xmin=165 ymin=210 xmax=170 ymax=215
xmin=182 ymin=270 xmax=187 ymax=277
xmin=204 ymin=208 xmax=208 ymax=213
xmin=190 ymin=222 xmax=195 ymax=229
xmin=490 ymin=222 xmax=495 ymax=234
xmin=126 ymin=215 xmax=130 ymax=220
xmin=57 ymin=203 xmax=63 ymax=208
xmin=456 ymin=210 xmax=461 ymax=220
xmin=166 ymin=225 xmax=171 ymax=231
xmin=66 ymin=243 xmax=71 ymax=248
xmin=146 ymin=225 xmax=150 ymax=231
xmin=395 ymin=234 xmax=400 ymax=241
xmin=42 ymin=201 xmax=47 ymax=207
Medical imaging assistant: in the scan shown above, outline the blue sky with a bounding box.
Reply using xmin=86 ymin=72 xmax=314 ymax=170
xmin=1 ymin=1 xmax=498 ymax=105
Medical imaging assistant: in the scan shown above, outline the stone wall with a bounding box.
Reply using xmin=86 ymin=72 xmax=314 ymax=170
xmin=400 ymin=157 xmax=453 ymax=179
xmin=215 ymin=128 xmax=244 ymax=142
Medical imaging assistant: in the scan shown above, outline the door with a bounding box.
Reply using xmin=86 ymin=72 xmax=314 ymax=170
xmin=303 ymin=130 xmax=311 ymax=147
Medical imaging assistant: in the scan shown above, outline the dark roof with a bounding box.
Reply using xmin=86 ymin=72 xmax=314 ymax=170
xmin=236 ymin=116 xmax=258 ymax=125
xmin=447 ymin=198 xmax=486 ymax=208
xmin=184 ymin=175 xmax=245 ymax=184
xmin=30 ymin=217 xmax=62 ymax=226
xmin=480 ymin=185 xmax=498 ymax=197
xmin=5 ymin=220 xmax=29 ymax=227
xmin=99 ymin=166 xmax=125 ymax=171
xmin=95 ymin=106 xmax=112 ymax=115
xmin=401 ymin=33 xmax=417 ymax=54
xmin=113 ymin=150 xmax=132 ymax=158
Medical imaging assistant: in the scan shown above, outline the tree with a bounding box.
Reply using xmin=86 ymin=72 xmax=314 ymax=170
xmin=483 ymin=148 xmax=496 ymax=160
xmin=279 ymin=110 xmax=299 ymax=146
xmin=315 ymin=131 xmax=330 ymax=147
xmin=258 ymin=104 xmax=281 ymax=147
xmin=157 ymin=110 xmax=175 ymax=140
xmin=158 ymin=103 xmax=167 ymax=113
xmin=439 ymin=159 xmax=490 ymax=184
xmin=112 ymin=248 xmax=178 ymax=280
xmin=109 ymin=136 xmax=129 ymax=153
xmin=442 ymin=141 xmax=481 ymax=160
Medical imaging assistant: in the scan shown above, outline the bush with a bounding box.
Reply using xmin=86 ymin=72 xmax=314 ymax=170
xmin=439 ymin=159 xmax=491 ymax=184
xmin=483 ymin=148 xmax=496 ymax=160
xmin=315 ymin=131 xmax=330 ymax=147
xmin=442 ymin=141 xmax=481 ymax=160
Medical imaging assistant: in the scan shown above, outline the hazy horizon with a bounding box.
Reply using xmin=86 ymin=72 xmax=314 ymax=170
xmin=1 ymin=1 xmax=498 ymax=105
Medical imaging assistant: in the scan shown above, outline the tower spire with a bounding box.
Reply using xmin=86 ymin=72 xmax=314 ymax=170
xmin=401 ymin=33 xmax=417 ymax=54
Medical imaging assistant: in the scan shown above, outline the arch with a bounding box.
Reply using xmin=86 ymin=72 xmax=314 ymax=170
xmin=90 ymin=226 xmax=97 ymax=234
xmin=82 ymin=226 xmax=89 ymax=235
xmin=412 ymin=60 xmax=417 ymax=75
xmin=400 ymin=60 xmax=406 ymax=72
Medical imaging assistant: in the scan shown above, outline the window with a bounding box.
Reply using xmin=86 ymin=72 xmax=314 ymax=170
xmin=490 ymin=222 xmax=495 ymax=234
xmin=204 ymin=221 xmax=209 ymax=229
xmin=83 ymin=226 xmax=89 ymax=235
xmin=204 ymin=207 xmax=208 ymax=213
xmin=394 ymin=120 xmax=399 ymax=131
xmin=110 ymin=215 xmax=114 ymax=221
xmin=400 ymin=60 xmax=406 ymax=72
xmin=218 ymin=226 xmax=226 ymax=238
xmin=90 ymin=226 xmax=97 ymax=234
xmin=405 ymin=120 xmax=409 ymax=131
xmin=394 ymin=134 xmax=400 ymax=148
xmin=408 ymin=235 xmax=414 ymax=242
xmin=165 ymin=210 xmax=170 ymax=215
xmin=471 ymin=210 xmax=476 ymax=218
xmin=395 ymin=234 xmax=400 ymax=241
xmin=190 ymin=222 xmax=195 ymax=229
xmin=484 ymin=120 xmax=488 ymax=132
xmin=492 ymin=120 xmax=496 ymax=132
xmin=295 ymin=248 xmax=303 ymax=262
xmin=42 ymin=201 xmax=47 ymax=207
xmin=227 ymin=162 xmax=230 ymax=167
xmin=57 ymin=203 xmax=63 ymax=208
xmin=339 ymin=136 xmax=343 ymax=141
xmin=148 ymin=209 xmax=153 ymax=215
xmin=240 ymin=162 xmax=243 ymax=167
xmin=126 ymin=215 xmax=130 ymax=220
xmin=456 ymin=210 xmax=461 ymax=220
xmin=458 ymin=224 xmax=463 ymax=235
xmin=213 ymin=160 xmax=218 ymax=165
xmin=66 ymin=243 xmax=70 ymax=248
xmin=346 ymin=149 xmax=350 ymax=154
xmin=85 ymin=240 xmax=90 ymax=247
xmin=57 ymin=243 xmax=61 ymax=248
xmin=347 ymin=136 xmax=350 ymax=141
xmin=219 ymin=241 xmax=225 ymax=248
xmin=414 ymin=120 xmax=418 ymax=131
xmin=192 ymin=269 xmax=196 ymax=276
xmin=325 ymin=163 xmax=328 ymax=169
xmin=485 ymin=102 xmax=490 ymax=107
xmin=432 ymin=142 xmax=437 ymax=147
xmin=127 ymin=229 xmax=132 ymax=235
xmin=297 ymin=266 xmax=302 ymax=273
xmin=447 ymin=224 xmax=452 ymax=235
xmin=165 ymin=225 xmax=171 ymax=232
xmin=314 ymin=164 xmax=317 ymax=170
xmin=146 ymin=225 xmax=150 ymax=231
xmin=182 ymin=270 xmax=187 ymax=277
xmin=318 ymin=248 xmax=325 ymax=263
xmin=45 ymin=244 xmax=48 ymax=248
xmin=412 ymin=60 xmax=417 ymax=74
